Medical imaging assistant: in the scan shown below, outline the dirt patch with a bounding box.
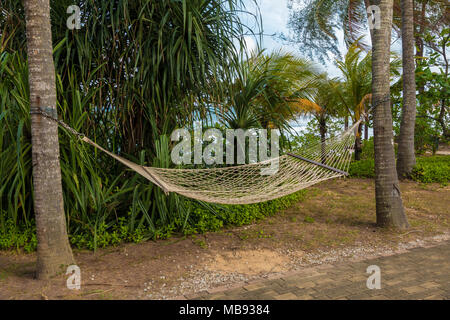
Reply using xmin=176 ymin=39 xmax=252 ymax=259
xmin=205 ymin=249 xmax=291 ymax=275
xmin=436 ymin=143 xmax=450 ymax=155
xmin=0 ymin=178 xmax=449 ymax=300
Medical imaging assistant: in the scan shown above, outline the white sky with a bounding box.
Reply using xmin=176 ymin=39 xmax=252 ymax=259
xmin=242 ymin=0 xmax=345 ymax=77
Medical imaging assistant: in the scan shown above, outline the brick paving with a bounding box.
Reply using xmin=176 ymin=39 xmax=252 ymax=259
xmin=192 ymin=241 xmax=450 ymax=300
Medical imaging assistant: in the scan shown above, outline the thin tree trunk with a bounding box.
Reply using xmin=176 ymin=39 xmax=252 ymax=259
xmin=415 ymin=0 xmax=427 ymax=94
xmin=319 ymin=118 xmax=327 ymax=164
xmin=364 ymin=119 xmax=369 ymax=140
xmin=397 ymin=0 xmax=417 ymax=179
xmin=24 ymin=0 xmax=74 ymax=279
xmin=439 ymin=33 xmax=449 ymax=139
xmin=371 ymin=0 xmax=409 ymax=229
xmin=354 ymin=123 xmax=363 ymax=160
xmin=438 ymin=102 xmax=449 ymax=139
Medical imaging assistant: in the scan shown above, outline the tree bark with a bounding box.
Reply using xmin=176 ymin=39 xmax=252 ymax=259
xmin=371 ymin=0 xmax=409 ymax=229
xmin=24 ymin=0 xmax=74 ymax=279
xmin=397 ymin=0 xmax=417 ymax=179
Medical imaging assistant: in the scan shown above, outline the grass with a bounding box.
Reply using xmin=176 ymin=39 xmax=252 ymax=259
xmin=1 ymin=177 xmax=448 ymax=299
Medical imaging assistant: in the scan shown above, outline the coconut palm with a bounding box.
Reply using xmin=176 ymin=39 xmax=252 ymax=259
xmin=252 ymin=50 xmax=319 ymax=131
xmin=219 ymin=50 xmax=319 ymax=133
xmin=397 ymin=0 xmax=417 ymax=179
xmin=286 ymin=0 xmax=449 ymax=60
xmin=334 ymin=42 xmax=372 ymax=160
xmin=333 ymin=41 xmax=401 ymax=160
xmin=371 ymin=0 xmax=409 ymax=229
xmin=295 ymin=75 xmax=344 ymax=163
xmin=23 ymin=0 xmax=74 ymax=278
xmin=287 ymin=0 xmax=447 ymax=168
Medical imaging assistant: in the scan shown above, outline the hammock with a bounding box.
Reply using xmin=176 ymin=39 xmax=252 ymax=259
xmin=78 ymin=121 xmax=361 ymax=205
xmin=31 ymin=107 xmax=363 ymax=205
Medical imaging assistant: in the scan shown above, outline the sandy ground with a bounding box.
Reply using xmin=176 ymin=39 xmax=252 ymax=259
xmin=0 ymin=178 xmax=449 ymax=300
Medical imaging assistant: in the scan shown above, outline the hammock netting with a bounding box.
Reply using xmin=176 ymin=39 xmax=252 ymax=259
xmin=82 ymin=121 xmax=361 ymax=205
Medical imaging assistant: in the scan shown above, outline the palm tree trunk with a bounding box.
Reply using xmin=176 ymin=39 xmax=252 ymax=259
xmin=24 ymin=0 xmax=74 ymax=279
xmin=397 ymin=0 xmax=417 ymax=179
xmin=371 ymin=0 xmax=409 ymax=229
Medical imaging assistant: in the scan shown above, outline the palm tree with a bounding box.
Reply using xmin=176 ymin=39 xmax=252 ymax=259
xmin=288 ymin=0 xmax=446 ymax=166
xmin=333 ymin=41 xmax=402 ymax=160
xmin=287 ymin=0 xmax=449 ymax=60
xmin=219 ymin=51 xmax=318 ymax=133
xmin=217 ymin=51 xmax=319 ymax=164
xmin=334 ymin=43 xmax=372 ymax=160
xmin=396 ymin=0 xmax=417 ymax=179
xmin=295 ymin=75 xmax=343 ymax=163
xmin=371 ymin=0 xmax=409 ymax=229
xmin=252 ymin=51 xmax=319 ymax=131
xmin=23 ymin=0 xmax=74 ymax=278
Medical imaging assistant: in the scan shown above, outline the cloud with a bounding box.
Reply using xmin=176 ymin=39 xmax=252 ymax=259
xmin=243 ymin=36 xmax=258 ymax=55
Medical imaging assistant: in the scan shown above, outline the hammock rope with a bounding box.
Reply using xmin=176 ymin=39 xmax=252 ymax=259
xmin=29 ymin=102 xmax=384 ymax=204
xmin=142 ymin=125 xmax=359 ymax=204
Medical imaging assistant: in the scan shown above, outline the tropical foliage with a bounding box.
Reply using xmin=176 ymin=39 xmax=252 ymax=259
xmin=1 ymin=0 xmax=448 ymax=251
xmin=0 ymin=0 xmax=263 ymax=249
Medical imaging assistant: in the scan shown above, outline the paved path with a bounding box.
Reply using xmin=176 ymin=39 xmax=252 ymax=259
xmin=193 ymin=241 xmax=450 ymax=300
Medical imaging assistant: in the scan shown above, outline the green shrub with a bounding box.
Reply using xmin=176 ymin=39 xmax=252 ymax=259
xmin=349 ymin=155 xmax=450 ymax=184
xmin=360 ymin=137 xmax=375 ymax=160
xmin=186 ymin=190 xmax=308 ymax=234
xmin=349 ymin=159 xmax=375 ymax=178
xmin=0 ymin=218 xmax=37 ymax=253
xmin=414 ymin=119 xmax=441 ymax=155
xmin=358 ymin=137 xmax=398 ymax=161
xmin=0 ymin=190 xmax=309 ymax=252
xmin=68 ymin=216 xmax=163 ymax=250
xmin=411 ymin=155 xmax=450 ymax=184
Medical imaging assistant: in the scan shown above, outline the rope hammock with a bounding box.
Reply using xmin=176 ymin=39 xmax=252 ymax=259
xmin=31 ymin=107 xmax=370 ymax=205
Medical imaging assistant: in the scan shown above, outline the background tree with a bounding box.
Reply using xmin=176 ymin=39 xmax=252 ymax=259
xmin=371 ymin=0 xmax=409 ymax=229
xmin=286 ymin=0 xmax=448 ymax=155
xmin=334 ymin=43 xmax=373 ymax=160
xmin=416 ymin=29 xmax=449 ymax=141
xmin=285 ymin=0 xmax=370 ymax=63
xmin=296 ymin=75 xmax=343 ymax=163
xmin=285 ymin=0 xmax=448 ymax=61
xmin=219 ymin=51 xmax=318 ymax=131
xmin=23 ymin=0 xmax=74 ymax=278
xmin=218 ymin=50 xmax=319 ymax=161
xmin=396 ymin=0 xmax=417 ymax=179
